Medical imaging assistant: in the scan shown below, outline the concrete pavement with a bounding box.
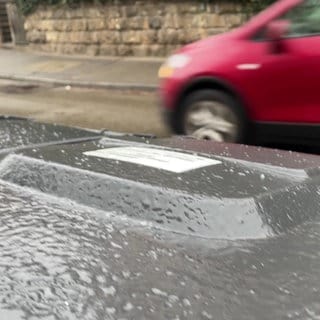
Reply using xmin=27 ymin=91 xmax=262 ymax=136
xmin=0 ymin=48 xmax=163 ymax=91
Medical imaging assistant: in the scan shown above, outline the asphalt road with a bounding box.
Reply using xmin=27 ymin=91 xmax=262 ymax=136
xmin=0 ymin=80 xmax=169 ymax=136
xmin=1 ymin=80 xmax=320 ymax=155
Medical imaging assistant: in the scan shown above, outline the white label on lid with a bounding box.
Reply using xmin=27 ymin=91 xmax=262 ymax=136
xmin=84 ymin=147 xmax=221 ymax=173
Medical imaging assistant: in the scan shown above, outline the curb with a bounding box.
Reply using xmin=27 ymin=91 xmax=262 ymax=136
xmin=0 ymin=74 xmax=158 ymax=92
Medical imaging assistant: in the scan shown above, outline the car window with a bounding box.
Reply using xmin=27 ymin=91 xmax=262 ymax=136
xmin=253 ymin=0 xmax=320 ymax=41
xmin=282 ymin=0 xmax=320 ymax=37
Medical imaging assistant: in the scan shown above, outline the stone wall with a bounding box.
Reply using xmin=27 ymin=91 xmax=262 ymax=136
xmin=24 ymin=1 xmax=249 ymax=57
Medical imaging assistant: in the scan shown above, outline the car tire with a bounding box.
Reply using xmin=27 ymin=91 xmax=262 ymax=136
xmin=173 ymin=89 xmax=247 ymax=143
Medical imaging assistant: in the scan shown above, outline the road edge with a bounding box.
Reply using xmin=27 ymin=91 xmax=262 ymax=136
xmin=0 ymin=73 xmax=158 ymax=92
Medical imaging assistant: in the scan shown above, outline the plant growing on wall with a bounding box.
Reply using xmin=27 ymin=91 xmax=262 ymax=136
xmin=17 ymin=0 xmax=276 ymax=15
xmin=17 ymin=0 xmax=103 ymax=14
xmin=245 ymin=0 xmax=276 ymax=12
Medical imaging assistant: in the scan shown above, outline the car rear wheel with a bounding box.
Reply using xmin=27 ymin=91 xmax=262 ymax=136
xmin=176 ymin=89 xmax=246 ymax=143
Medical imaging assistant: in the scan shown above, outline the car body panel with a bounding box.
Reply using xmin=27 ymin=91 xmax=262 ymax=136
xmin=237 ymin=35 xmax=320 ymax=122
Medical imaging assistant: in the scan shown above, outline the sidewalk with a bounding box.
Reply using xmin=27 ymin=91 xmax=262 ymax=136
xmin=0 ymin=48 xmax=163 ymax=91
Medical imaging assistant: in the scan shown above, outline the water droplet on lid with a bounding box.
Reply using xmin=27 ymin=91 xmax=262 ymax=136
xmin=106 ymin=307 xmax=116 ymax=315
xmin=183 ymin=298 xmax=191 ymax=307
xmin=151 ymin=288 xmax=167 ymax=297
xmin=201 ymin=311 xmax=213 ymax=319
xmin=123 ymin=302 xmax=134 ymax=312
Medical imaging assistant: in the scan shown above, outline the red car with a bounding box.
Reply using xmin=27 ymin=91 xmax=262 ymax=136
xmin=159 ymin=0 xmax=320 ymax=145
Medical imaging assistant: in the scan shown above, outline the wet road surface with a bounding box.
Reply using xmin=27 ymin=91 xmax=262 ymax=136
xmin=1 ymin=80 xmax=320 ymax=155
xmin=0 ymin=80 xmax=169 ymax=136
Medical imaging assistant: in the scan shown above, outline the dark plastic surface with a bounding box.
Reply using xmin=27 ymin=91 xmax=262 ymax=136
xmin=0 ymin=119 xmax=320 ymax=319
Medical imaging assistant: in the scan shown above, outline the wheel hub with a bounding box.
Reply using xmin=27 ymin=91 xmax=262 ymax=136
xmin=185 ymin=101 xmax=239 ymax=142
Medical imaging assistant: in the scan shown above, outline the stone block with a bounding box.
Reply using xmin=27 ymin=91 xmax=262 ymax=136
xmin=87 ymin=18 xmax=107 ymax=31
xmin=26 ymin=30 xmax=46 ymax=43
xmin=183 ymin=29 xmax=202 ymax=43
xmin=165 ymin=45 xmax=181 ymax=55
xmin=69 ymin=31 xmax=92 ymax=44
xmin=27 ymin=43 xmax=41 ymax=51
xmin=163 ymin=14 xmax=182 ymax=29
xmin=51 ymin=8 xmax=66 ymax=19
xmin=127 ymin=16 xmax=146 ymax=30
xmin=51 ymin=20 xmax=72 ymax=32
xmin=45 ymin=9 xmax=55 ymax=19
xmin=190 ymin=15 xmax=203 ymax=28
xmin=207 ymin=27 xmax=227 ymax=35
xmin=72 ymin=44 xmax=88 ymax=54
xmin=178 ymin=3 xmax=205 ymax=14
xmin=118 ymin=44 xmax=132 ymax=56
xmin=149 ymin=44 xmax=166 ymax=57
xmin=99 ymin=45 xmax=118 ymax=56
xmin=85 ymin=7 xmax=104 ymax=18
xmin=32 ymin=43 xmax=49 ymax=52
xmin=157 ymin=29 xmax=180 ymax=45
xmin=70 ymin=19 xmax=88 ymax=32
xmin=50 ymin=43 xmax=63 ymax=54
xmin=218 ymin=2 xmax=241 ymax=14
xmin=206 ymin=3 xmax=219 ymax=14
xmin=198 ymin=28 xmax=209 ymax=39
xmin=223 ymin=13 xmax=245 ymax=27
xmin=122 ymin=31 xmax=141 ymax=44
xmin=108 ymin=18 xmax=127 ymax=30
xmin=165 ymin=4 xmax=179 ymax=14
xmin=90 ymin=31 xmax=100 ymax=44
xmin=58 ymin=32 xmax=71 ymax=43
xmin=85 ymin=45 xmax=100 ymax=56
xmin=65 ymin=19 xmax=87 ymax=32
xmin=106 ymin=6 xmax=121 ymax=18
xmin=24 ymin=19 xmax=36 ymax=31
xmin=141 ymin=30 xmax=157 ymax=44
xmin=210 ymin=13 xmax=227 ymax=27
xmin=131 ymin=45 xmax=150 ymax=57
xmin=142 ymin=18 xmax=149 ymax=29
xmin=99 ymin=31 xmax=122 ymax=44
xmin=149 ymin=16 xmax=162 ymax=29
xmin=65 ymin=8 xmax=86 ymax=19
xmin=39 ymin=20 xmax=53 ymax=31
xmin=45 ymin=31 xmax=59 ymax=42
xmin=187 ymin=13 xmax=225 ymax=29
xmin=122 ymin=5 xmax=139 ymax=17
xmin=138 ymin=4 xmax=165 ymax=17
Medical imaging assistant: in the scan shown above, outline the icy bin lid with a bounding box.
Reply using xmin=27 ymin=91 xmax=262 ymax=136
xmin=1 ymin=130 xmax=320 ymax=240
xmin=0 ymin=116 xmax=101 ymax=153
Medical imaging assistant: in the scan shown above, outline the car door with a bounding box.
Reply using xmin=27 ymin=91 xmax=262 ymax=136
xmin=245 ymin=0 xmax=320 ymax=123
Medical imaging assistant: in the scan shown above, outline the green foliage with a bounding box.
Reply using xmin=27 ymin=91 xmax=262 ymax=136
xmin=245 ymin=0 xmax=276 ymax=12
xmin=17 ymin=0 xmax=276 ymax=16
xmin=17 ymin=0 xmax=44 ymax=15
xmin=17 ymin=0 xmax=105 ymax=15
